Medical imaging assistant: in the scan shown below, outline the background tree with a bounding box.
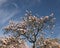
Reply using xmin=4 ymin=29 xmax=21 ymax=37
xmin=35 ymin=37 xmax=60 ymax=48
xmin=4 ymin=11 xmax=56 ymax=48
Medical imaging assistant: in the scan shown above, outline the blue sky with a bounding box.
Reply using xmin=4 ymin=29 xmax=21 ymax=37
xmin=0 ymin=0 xmax=60 ymax=39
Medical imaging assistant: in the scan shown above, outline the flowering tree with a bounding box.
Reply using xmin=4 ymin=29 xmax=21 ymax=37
xmin=4 ymin=11 xmax=56 ymax=48
xmin=0 ymin=36 xmax=29 ymax=48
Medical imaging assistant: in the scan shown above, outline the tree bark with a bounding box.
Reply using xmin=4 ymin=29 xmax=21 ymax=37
xmin=33 ymin=43 xmax=35 ymax=48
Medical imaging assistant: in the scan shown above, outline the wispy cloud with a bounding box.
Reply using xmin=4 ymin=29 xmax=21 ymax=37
xmin=0 ymin=0 xmax=7 ymax=6
xmin=12 ymin=3 xmax=19 ymax=9
xmin=0 ymin=0 xmax=20 ymax=25
xmin=0 ymin=10 xmax=19 ymax=25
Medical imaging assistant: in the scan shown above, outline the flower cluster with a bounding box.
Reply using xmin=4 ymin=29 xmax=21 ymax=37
xmin=0 ymin=37 xmax=28 ymax=48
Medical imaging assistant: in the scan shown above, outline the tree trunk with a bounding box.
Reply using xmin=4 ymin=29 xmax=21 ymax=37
xmin=33 ymin=43 xmax=35 ymax=48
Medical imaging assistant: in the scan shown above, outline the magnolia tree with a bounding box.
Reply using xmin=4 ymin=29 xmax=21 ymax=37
xmin=0 ymin=36 xmax=29 ymax=48
xmin=4 ymin=11 xmax=56 ymax=48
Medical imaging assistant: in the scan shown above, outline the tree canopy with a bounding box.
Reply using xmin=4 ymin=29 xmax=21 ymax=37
xmin=0 ymin=11 xmax=59 ymax=48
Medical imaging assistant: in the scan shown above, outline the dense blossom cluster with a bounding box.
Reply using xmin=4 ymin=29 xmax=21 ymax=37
xmin=0 ymin=37 xmax=29 ymax=48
